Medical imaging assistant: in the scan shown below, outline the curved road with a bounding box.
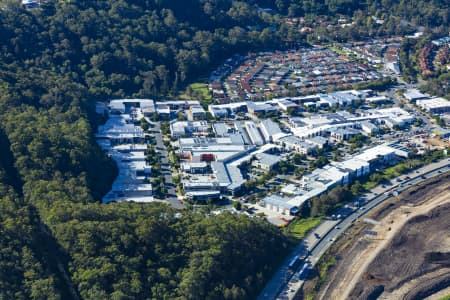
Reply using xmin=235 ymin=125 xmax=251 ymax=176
xmin=258 ymin=158 xmax=450 ymax=300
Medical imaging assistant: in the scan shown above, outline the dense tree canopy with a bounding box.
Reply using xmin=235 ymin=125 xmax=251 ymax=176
xmin=0 ymin=1 xmax=292 ymax=298
xmin=0 ymin=162 xmax=65 ymax=299
xmin=0 ymin=0 xmax=285 ymax=101
xmin=273 ymin=0 xmax=449 ymax=26
xmin=45 ymin=203 xmax=288 ymax=299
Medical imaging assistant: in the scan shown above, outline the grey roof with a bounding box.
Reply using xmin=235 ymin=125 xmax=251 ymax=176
xmin=255 ymin=153 xmax=282 ymax=167
xmin=229 ymin=133 xmax=245 ymax=145
xmin=181 ymin=161 xmax=208 ymax=170
xmin=227 ymin=165 xmax=245 ymax=186
xmin=331 ymin=91 xmax=358 ymax=103
xmin=191 ymin=105 xmax=206 ymax=113
xmin=260 ymin=119 xmax=282 ymax=137
xmin=211 ymin=162 xmax=231 ymax=186
xmin=213 ymin=123 xmax=229 ymax=137
xmin=289 ymin=117 xmax=305 ymax=126
xmin=247 ymin=101 xmax=276 ymax=112
xmin=278 ymin=99 xmax=297 ymax=108
xmin=328 ymin=127 xmax=360 ymax=135
xmin=403 ymin=89 xmax=428 ymax=101
xmin=97 ymin=115 xmax=144 ymax=139
xmin=185 ymin=190 xmax=221 ymax=197
xmin=361 ymin=120 xmax=378 ymax=130
xmin=109 ymin=99 xmax=155 ymax=111
xmin=209 ymin=106 xmax=229 ymax=116
xmin=262 ymin=194 xmax=297 ymax=209
xmin=211 ymin=161 xmax=245 ymax=191
xmin=245 ymin=121 xmax=264 ymax=145
xmin=280 ymin=135 xmax=314 ymax=148
xmin=306 ymin=136 xmax=328 ymax=145
xmin=234 ymin=122 xmax=251 ymax=144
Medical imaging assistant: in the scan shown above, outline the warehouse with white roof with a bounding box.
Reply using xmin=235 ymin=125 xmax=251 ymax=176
xmin=416 ymin=97 xmax=450 ymax=115
xmin=262 ymin=142 xmax=409 ymax=214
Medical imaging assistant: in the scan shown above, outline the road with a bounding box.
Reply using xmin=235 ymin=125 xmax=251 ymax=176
xmin=258 ymin=157 xmax=450 ymax=300
xmin=386 ymin=82 xmax=445 ymax=135
xmin=149 ymin=121 xmax=185 ymax=209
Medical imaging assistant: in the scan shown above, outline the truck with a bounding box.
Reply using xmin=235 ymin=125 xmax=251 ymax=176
xmin=287 ymin=252 xmax=308 ymax=271
xmin=297 ymin=261 xmax=312 ymax=280
xmin=287 ymin=255 xmax=302 ymax=271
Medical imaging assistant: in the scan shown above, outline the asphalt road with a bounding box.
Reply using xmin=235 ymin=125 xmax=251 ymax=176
xmin=147 ymin=121 xmax=185 ymax=209
xmin=310 ymin=161 xmax=450 ymax=260
xmin=258 ymin=157 xmax=450 ymax=300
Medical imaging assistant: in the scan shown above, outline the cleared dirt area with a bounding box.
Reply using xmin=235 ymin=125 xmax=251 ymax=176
xmin=308 ymin=173 xmax=450 ymax=300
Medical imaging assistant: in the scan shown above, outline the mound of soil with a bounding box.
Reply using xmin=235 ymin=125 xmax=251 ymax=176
xmin=350 ymin=203 xmax=450 ymax=299
xmin=308 ymin=174 xmax=450 ymax=300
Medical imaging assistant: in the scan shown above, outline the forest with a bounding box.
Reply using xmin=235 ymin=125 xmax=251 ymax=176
xmin=0 ymin=1 xmax=291 ymax=298
xmin=0 ymin=0 xmax=448 ymax=299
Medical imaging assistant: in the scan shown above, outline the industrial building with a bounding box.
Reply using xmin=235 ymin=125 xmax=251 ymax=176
xmin=96 ymin=103 xmax=153 ymax=203
xmin=96 ymin=115 xmax=145 ymax=146
xmin=101 ymin=146 xmax=152 ymax=203
xmin=180 ymin=162 xmax=210 ymax=174
xmin=109 ymin=99 xmax=155 ymax=115
xmin=331 ymin=158 xmax=370 ymax=179
xmin=416 ymin=98 xmax=450 ymax=115
xmin=259 ymin=119 xmax=284 ymax=142
xmin=289 ymin=107 xmax=414 ymax=139
xmin=170 ymin=121 xmax=210 ymax=138
xmin=245 ymin=121 xmax=265 ymax=145
xmin=188 ymin=105 xmax=207 ymax=120
xmin=278 ymin=135 xmax=317 ymax=155
xmin=329 ymin=127 xmax=361 ymax=141
xmin=212 ymin=123 xmax=230 ymax=137
xmin=261 ymin=143 xmax=409 ymax=214
xmin=247 ymin=101 xmax=277 ymax=116
xmin=360 ymin=121 xmax=379 ymax=135
xmin=305 ymin=136 xmax=328 ymax=149
xmin=275 ymin=99 xmax=299 ymax=112
xmin=252 ymin=153 xmax=282 ymax=171
xmin=365 ymin=95 xmax=390 ymax=104
xmin=261 ymin=195 xmax=299 ymax=216
xmin=403 ymin=89 xmax=429 ymax=102
xmin=208 ymin=105 xmax=229 ymax=118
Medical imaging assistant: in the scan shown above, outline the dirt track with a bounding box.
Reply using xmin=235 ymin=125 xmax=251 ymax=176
xmin=313 ymin=174 xmax=450 ymax=300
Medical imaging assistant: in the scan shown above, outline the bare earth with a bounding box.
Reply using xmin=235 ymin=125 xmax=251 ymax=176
xmin=315 ymin=174 xmax=450 ymax=300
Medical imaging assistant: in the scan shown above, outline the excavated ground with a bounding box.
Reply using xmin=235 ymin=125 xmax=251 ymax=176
xmin=307 ymin=173 xmax=450 ymax=300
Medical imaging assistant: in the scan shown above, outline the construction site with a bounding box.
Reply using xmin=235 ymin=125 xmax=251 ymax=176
xmin=302 ymin=173 xmax=450 ymax=300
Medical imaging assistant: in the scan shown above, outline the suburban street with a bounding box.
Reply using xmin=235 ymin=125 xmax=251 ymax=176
xmin=258 ymin=157 xmax=450 ymax=300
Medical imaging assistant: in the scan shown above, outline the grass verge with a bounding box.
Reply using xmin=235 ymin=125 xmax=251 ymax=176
xmin=284 ymin=217 xmax=323 ymax=240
